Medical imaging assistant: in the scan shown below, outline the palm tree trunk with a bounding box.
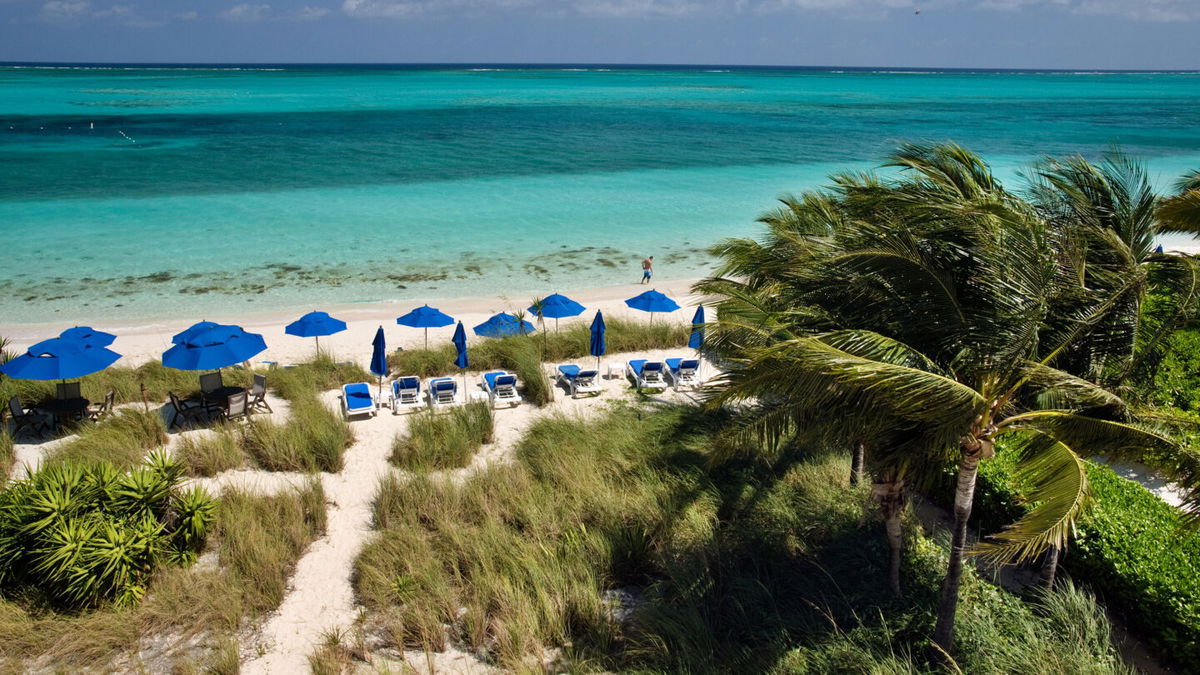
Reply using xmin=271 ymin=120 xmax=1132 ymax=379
xmin=850 ymin=442 xmax=865 ymax=486
xmin=873 ymin=476 xmax=905 ymax=596
xmin=932 ymin=447 xmax=983 ymax=653
xmin=1040 ymin=545 xmax=1060 ymax=590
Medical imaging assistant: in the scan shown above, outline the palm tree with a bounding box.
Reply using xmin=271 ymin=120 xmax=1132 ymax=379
xmin=702 ymin=143 xmax=1198 ymax=653
xmin=1157 ymin=170 xmax=1200 ymax=234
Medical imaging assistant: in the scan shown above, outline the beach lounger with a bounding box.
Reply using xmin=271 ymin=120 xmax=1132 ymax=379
xmin=428 ymin=377 xmax=460 ymax=408
xmin=390 ymin=376 xmax=423 ymax=412
xmin=555 ymin=364 xmax=602 ymax=397
xmin=665 ymin=358 xmax=702 ymax=389
xmin=482 ymin=371 xmax=520 ymax=407
xmin=626 ymin=359 xmax=666 ymax=388
xmin=341 ymin=382 xmax=376 ymax=418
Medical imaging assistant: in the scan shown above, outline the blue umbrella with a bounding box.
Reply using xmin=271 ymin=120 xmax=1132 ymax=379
xmin=397 ymin=305 xmax=456 ymax=349
xmin=286 ymin=311 xmax=347 ymax=351
xmin=370 ymin=326 xmax=387 ymax=406
xmin=162 ymin=323 xmax=267 ymax=371
xmin=1155 ymin=244 xmax=1165 ymax=254
xmin=1 ymin=337 xmax=121 ymax=381
xmin=453 ymin=321 xmax=469 ymax=393
xmin=625 ymin=289 xmax=681 ymax=324
xmin=474 ymin=313 xmax=535 ymax=338
xmin=688 ymin=306 xmax=705 ymax=351
xmin=59 ymin=326 xmax=116 ymax=348
xmin=589 ymin=311 xmax=606 ymax=371
xmin=529 ymin=293 xmax=585 ymax=332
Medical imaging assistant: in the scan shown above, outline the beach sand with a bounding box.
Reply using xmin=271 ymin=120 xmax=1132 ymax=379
xmin=0 ymin=277 xmax=706 ymax=367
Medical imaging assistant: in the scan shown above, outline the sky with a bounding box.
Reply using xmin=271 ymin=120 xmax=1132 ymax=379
xmin=0 ymin=0 xmax=1197 ymax=69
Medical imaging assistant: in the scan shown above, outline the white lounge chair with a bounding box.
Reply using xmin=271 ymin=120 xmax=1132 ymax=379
xmin=341 ymin=382 xmax=376 ymax=418
xmin=555 ymin=364 xmax=602 ymax=397
xmin=390 ymin=376 xmax=423 ymax=413
xmin=427 ymin=377 xmax=460 ymax=408
xmin=665 ymin=358 xmax=702 ymax=389
xmin=482 ymin=371 xmax=520 ymax=407
xmin=626 ymin=359 xmax=666 ymax=388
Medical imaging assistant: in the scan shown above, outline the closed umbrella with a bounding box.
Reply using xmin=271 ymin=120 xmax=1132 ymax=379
xmin=162 ymin=322 xmax=267 ymax=371
xmin=452 ymin=321 xmax=469 ymax=394
xmin=589 ymin=311 xmax=606 ymax=371
xmin=688 ymin=306 xmax=705 ymax=351
xmin=58 ymin=326 xmax=116 ymax=348
xmin=397 ymin=305 xmax=455 ymax=349
xmin=474 ymin=313 xmax=535 ymax=338
xmin=285 ymin=311 xmax=347 ymax=352
xmin=370 ymin=326 xmax=387 ymax=407
xmin=529 ymin=293 xmax=585 ymax=332
xmin=1 ymin=337 xmax=121 ymax=381
xmin=624 ymin=289 xmax=681 ymax=324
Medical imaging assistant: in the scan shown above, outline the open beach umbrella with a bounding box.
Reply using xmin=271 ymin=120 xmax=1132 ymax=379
xmin=474 ymin=313 xmax=535 ymax=339
xmin=453 ymin=321 xmax=469 ymax=393
xmin=590 ymin=311 xmax=606 ymax=371
xmin=624 ymin=289 xmax=681 ymax=324
xmin=162 ymin=322 xmax=267 ymax=371
xmin=370 ymin=326 xmax=387 ymax=407
xmin=286 ymin=311 xmax=347 ymax=349
xmin=688 ymin=306 xmax=705 ymax=351
xmin=58 ymin=326 xmax=116 ymax=348
xmin=397 ymin=305 xmax=455 ymax=349
xmin=529 ymin=293 xmax=585 ymax=332
xmin=0 ymin=337 xmax=121 ymax=381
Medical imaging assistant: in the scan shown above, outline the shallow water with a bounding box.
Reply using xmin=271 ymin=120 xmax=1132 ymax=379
xmin=3 ymin=66 xmax=1199 ymax=323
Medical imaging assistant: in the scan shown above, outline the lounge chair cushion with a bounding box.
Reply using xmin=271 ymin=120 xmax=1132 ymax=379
xmin=629 ymin=359 xmax=647 ymax=375
xmin=483 ymin=371 xmax=508 ymax=390
xmin=557 ymin=364 xmax=581 ymax=380
xmin=344 ymin=383 xmax=374 ymax=411
xmin=666 ymin=358 xmax=700 ymax=373
xmin=431 ymin=378 xmax=456 ymax=392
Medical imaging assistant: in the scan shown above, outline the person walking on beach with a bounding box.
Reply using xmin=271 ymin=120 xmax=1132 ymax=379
xmin=640 ymin=256 xmax=654 ymax=284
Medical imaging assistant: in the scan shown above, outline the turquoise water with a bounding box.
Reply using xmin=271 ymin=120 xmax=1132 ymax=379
xmin=3 ymin=66 xmax=1200 ymax=324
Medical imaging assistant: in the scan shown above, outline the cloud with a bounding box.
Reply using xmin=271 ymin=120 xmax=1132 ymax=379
xmin=219 ymin=2 xmax=270 ymax=21
xmin=294 ymin=5 xmax=331 ymax=19
xmin=38 ymin=0 xmax=89 ymax=20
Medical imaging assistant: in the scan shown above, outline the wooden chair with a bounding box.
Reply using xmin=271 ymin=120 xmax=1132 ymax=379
xmin=168 ymin=391 xmax=212 ymax=430
xmin=87 ymin=390 xmax=115 ymax=421
xmin=247 ymin=374 xmax=272 ymax=414
xmin=8 ymin=396 xmax=49 ymax=437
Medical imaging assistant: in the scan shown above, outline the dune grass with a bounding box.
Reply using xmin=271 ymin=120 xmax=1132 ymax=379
xmin=0 ymin=431 xmax=12 ymax=484
xmin=41 ymin=407 xmax=168 ymax=470
xmin=390 ymin=401 xmax=494 ymax=472
xmin=355 ymin=403 xmax=1129 ymax=672
xmin=0 ymin=361 xmax=255 ymax=411
xmin=391 ymin=319 xmax=688 ymax=375
xmin=176 ymin=426 xmax=244 ymax=476
xmin=0 ymin=478 xmax=325 ymax=671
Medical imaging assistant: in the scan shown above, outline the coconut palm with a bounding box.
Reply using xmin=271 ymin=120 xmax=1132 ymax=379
xmin=1157 ymin=170 xmax=1200 ymax=235
xmin=702 ymin=143 xmax=1199 ymax=653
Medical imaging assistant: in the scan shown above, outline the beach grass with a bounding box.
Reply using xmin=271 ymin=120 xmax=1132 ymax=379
xmin=0 ymin=479 xmax=325 ymax=671
xmin=0 ymin=431 xmax=12 ymax=483
xmin=41 ymin=407 xmax=168 ymax=470
xmin=355 ymin=403 xmax=1128 ymax=672
xmin=390 ymin=401 xmax=493 ymax=472
xmin=176 ymin=426 xmax=245 ymax=476
xmin=390 ymin=318 xmax=689 ymax=380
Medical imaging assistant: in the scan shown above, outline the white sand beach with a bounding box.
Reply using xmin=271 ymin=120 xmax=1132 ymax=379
xmin=0 ymin=277 xmax=706 ymax=368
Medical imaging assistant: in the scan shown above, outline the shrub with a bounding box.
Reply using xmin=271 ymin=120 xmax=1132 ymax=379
xmin=42 ymin=408 xmax=168 ymax=470
xmin=1145 ymin=328 xmax=1200 ymax=411
xmin=0 ymin=452 xmax=215 ymax=609
xmin=969 ymin=455 xmax=1200 ymax=664
xmin=390 ymin=402 xmax=493 ymax=472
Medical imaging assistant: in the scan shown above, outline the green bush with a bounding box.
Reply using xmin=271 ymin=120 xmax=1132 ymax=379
xmin=43 ymin=408 xmax=168 ymax=470
xmin=970 ymin=455 xmax=1200 ymax=664
xmin=1145 ymin=328 xmax=1200 ymax=411
xmin=0 ymin=431 xmax=12 ymax=484
xmin=391 ymin=402 xmax=493 ymax=472
xmin=0 ymin=452 xmax=215 ymax=608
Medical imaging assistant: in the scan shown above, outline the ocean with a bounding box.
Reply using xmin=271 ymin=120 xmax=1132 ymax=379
xmin=2 ymin=65 xmax=1199 ymax=324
